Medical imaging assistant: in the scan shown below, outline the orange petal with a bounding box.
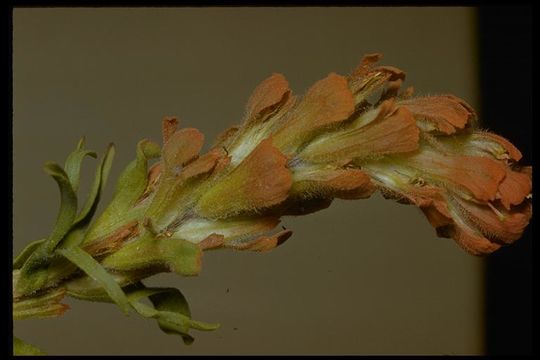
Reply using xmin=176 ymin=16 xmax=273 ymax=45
xmin=180 ymin=148 xmax=227 ymax=181
xmin=162 ymin=128 xmax=204 ymax=173
xmin=245 ymin=73 xmax=290 ymax=124
xmin=301 ymin=105 xmax=419 ymax=163
xmin=408 ymin=151 xmax=507 ymax=202
xmin=452 ymin=196 xmax=531 ymax=245
xmin=497 ymin=166 xmax=532 ymax=209
xmin=273 ymin=73 xmax=355 ymax=151
xmin=196 ymin=138 xmax=292 ymax=218
xmin=351 ymin=53 xmax=383 ymax=78
xmin=400 ymin=95 xmax=475 ymax=134
xmin=348 ymin=106 xmax=419 ymax=158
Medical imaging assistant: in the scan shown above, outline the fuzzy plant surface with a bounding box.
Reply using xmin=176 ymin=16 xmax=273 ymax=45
xmin=12 ymin=53 xmax=532 ymax=355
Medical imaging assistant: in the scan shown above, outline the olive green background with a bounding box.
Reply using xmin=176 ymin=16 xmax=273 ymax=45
xmin=13 ymin=7 xmax=483 ymax=355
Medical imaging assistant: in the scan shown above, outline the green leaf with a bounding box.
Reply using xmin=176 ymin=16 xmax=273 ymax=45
xmin=42 ymin=162 xmax=78 ymax=253
xmin=149 ymin=287 xmax=191 ymax=318
xmin=74 ymin=143 xmax=115 ymax=226
xmin=85 ymin=140 xmax=160 ymax=242
xmin=13 ymin=336 xmax=46 ymax=355
xmin=63 ymin=137 xmax=97 ymax=193
xmin=59 ymin=144 xmax=116 ymax=250
xmin=149 ymin=287 xmax=219 ymax=336
xmin=13 ymin=239 xmax=46 ymax=270
xmin=58 ymin=246 xmax=130 ymax=314
xmin=126 ymin=285 xmax=219 ymax=345
xmin=187 ymin=318 xmax=221 ymax=331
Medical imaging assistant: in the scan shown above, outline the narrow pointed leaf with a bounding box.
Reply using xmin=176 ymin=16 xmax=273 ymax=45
xmin=126 ymin=285 xmax=219 ymax=345
xmin=42 ymin=162 xmax=78 ymax=253
xmin=58 ymin=247 xmax=130 ymax=314
xmin=188 ymin=319 xmax=221 ymax=331
xmin=74 ymin=143 xmax=115 ymax=225
xmin=64 ymin=137 xmax=97 ymax=193
xmin=150 ymin=290 xmax=220 ymax=332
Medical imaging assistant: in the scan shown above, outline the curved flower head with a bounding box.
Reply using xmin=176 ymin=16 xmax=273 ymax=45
xmin=92 ymin=53 xmax=532 ymax=284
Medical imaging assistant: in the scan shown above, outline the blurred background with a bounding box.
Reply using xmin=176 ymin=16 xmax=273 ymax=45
xmin=12 ymin=7 xmax=531 ymax=355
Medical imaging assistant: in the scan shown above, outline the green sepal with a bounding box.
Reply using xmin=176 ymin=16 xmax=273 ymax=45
xmin=13 ymin=337 xmax=46 ymax=355
xmin=101 ymin=231 xmax=202 ymax=276
xmin=63 ymin=137 xmax=97 ymax=193
xmin=58 ymin=246 xmax=130 ymax=314
xmin=84 ymin=140 xmax=160 ymax=243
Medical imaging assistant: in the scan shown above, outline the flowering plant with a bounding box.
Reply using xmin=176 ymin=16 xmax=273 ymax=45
xmin=13 ymin=54 xmax=532 ymax=355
